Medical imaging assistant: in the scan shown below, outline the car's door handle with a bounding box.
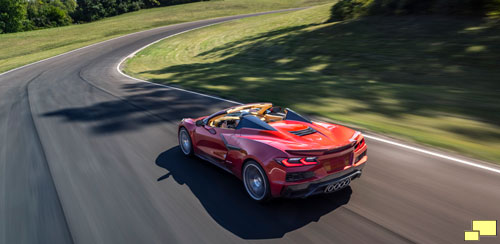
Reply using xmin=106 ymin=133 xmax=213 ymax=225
xmin=204 ymin=126 xmax=216 ymax=134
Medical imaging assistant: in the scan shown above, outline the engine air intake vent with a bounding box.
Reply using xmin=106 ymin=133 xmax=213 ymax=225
xmin=289 ymin=127 xmax=316 ymax=136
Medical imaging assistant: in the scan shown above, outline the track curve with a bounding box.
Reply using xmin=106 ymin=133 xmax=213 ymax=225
xmin=1 ymin=10 xmax=499 ymax=244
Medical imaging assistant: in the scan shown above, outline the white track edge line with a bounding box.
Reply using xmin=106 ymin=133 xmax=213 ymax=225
xmin=115 ymin=23 xmax=500 ymax=175
xmin=363 ymin=135 xmax=500 ymax=174
xmin=116 ymin=21 xmax=244 ymax=105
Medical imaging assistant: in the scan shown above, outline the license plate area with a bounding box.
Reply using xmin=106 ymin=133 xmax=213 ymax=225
xmin=324 ymin=178 xmax=351 ymax=193
xmin=322 ymin=154 xmax=352 ymax=173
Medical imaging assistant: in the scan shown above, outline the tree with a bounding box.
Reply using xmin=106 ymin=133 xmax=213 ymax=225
xmin=1 ymin=0 xmax=209 ymax=33
xmin=72 ymin=0 xmax=161 ymax=22
xmin=0 ymin=0 xmax=27 ymax=33
xmin=26 ymin=0 xmax=76 ymax=29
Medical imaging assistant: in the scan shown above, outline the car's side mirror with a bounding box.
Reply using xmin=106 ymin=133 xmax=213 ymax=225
xmin=195 ymin=120 xmax=204 ymax=127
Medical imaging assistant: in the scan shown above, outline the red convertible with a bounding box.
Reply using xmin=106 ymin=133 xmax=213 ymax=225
xmin=178 ymin=103 xmax=367 ymax=201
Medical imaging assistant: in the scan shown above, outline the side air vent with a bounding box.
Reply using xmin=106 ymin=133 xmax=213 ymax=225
xmin=289 ymin=127 xmax=316 ymax=136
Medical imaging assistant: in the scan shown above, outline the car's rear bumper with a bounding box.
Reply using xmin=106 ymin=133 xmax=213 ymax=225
xmin=280 ymin=163 xmax=365 ymax=198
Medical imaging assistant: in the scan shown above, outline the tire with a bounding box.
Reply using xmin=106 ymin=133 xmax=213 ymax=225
xmin=242 ymin=161 xmax=270 ymax=202
xmin=178 ymin=127 xmax=193 ymax=156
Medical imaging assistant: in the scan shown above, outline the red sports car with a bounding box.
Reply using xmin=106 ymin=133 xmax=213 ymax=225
xmin=178 ymin=103 xmax=367 ymax=201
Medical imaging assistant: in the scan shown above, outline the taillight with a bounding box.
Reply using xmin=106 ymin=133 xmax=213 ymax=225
xmin=280 ymin=158 xmax=302 ymax=167
xmin=300 ymin=157 xmax=318 ymax=165
xmin=276 ymin=157 xmax=318 ymax=167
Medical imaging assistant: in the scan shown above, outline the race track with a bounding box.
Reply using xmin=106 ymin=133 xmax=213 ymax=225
xmin=1 ymin=9 xmax=499 ymax=244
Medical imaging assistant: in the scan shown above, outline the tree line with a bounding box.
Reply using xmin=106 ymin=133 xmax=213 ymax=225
xmin=331 ymin=0 xmax=500 ymax=20
xmin=0 ymin=0 xmax=207 ymax=34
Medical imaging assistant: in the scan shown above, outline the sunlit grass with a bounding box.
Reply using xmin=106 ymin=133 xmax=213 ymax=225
xmin=125 ymin=3 xmax=500 ymax=163
xmin=0 ymin=0 xmax=331 ymax=73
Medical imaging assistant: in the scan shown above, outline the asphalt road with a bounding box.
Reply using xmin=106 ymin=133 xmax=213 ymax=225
xmin=1 ymin=10 xmax=500 ymax=244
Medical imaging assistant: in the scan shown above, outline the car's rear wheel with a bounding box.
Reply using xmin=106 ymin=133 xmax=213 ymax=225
xmin=243 ymin=161 xmax=270 ymax=202
xmin=179 ymin=127 xmax=193 ymax=156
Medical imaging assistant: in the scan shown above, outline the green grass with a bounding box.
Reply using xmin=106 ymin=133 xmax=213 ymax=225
xmin=124 ymin=3 xmax=500 ymax=163
xmin=0 ymin=0 xmax=332 ymax=73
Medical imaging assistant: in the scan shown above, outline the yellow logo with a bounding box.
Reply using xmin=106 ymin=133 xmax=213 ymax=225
xmin=465 ymin=220 xmax=497 ymax=241
xmin=344 ymin=157 xmax=350 ymax=166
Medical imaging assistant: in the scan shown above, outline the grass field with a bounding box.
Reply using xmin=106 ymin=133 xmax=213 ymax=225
xmin=124 ymin=3 xmax=500 ymax=163
xmin=0 ymin=0 xmax=332 ymax=73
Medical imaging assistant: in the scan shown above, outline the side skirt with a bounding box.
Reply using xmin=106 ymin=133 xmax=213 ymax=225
xmin=195 ymin=152 xmax=233 ymax=174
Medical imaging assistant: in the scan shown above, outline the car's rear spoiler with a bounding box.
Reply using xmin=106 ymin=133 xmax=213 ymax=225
xmin=286 ymin=143 xmax=354 ymax=156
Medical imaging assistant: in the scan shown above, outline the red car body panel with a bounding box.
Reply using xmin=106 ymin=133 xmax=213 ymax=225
xmin=179 ymin=104 xmax=367 ymax=198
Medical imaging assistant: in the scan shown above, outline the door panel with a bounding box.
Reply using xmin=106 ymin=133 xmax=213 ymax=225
xmin=194 ymin=126 xmax=232 ymax=163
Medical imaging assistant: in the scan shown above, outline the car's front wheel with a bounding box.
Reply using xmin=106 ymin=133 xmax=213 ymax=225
xmin=178 ymin=127 xmax=193 ymax=156
xmin=243 ymin=161 xmax=270 ymax=202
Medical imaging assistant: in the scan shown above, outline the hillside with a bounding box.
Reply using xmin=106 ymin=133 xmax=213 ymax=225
xmin=0 ymin=0 xmax=331 ymax=73
xmin=124 ymin=3 xmax=500 ymax=162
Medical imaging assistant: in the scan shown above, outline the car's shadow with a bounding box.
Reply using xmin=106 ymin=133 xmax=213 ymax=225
xmin=156 ymin=146 xmax=352 ymax=239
